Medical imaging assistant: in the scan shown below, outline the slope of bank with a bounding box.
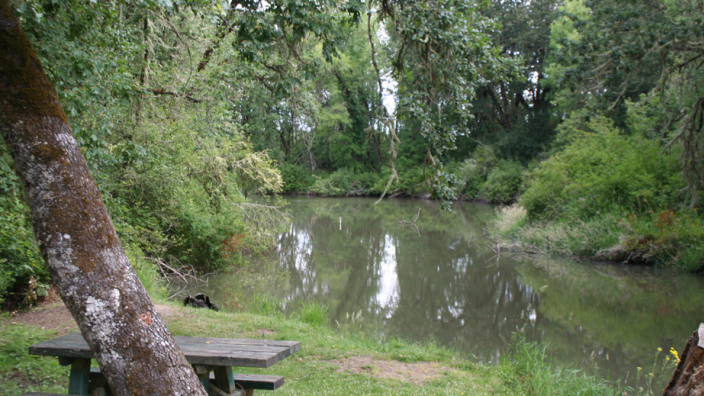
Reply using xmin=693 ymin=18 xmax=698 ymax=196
xmin=0 ymin=297 xmax=639 ymax=396
xmin=493 ymin=203 xmax=704 ymax=273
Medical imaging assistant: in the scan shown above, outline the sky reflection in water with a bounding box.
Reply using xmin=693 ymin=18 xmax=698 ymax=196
xmin=201 ymin=197 xmax=704 ymax=385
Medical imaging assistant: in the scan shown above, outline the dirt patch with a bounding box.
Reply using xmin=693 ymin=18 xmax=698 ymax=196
xmin=4 ymin=301 xmax=184 ymax=335
xmin=154 ymin=304 xmax=184 ymax=319
xmin=256 ymin=329 xmax=275 ymax=336
xmin=332 ymin=356 xmax=450 ymax=385
xmin=5 ymin=301 xmax=78 ymax=336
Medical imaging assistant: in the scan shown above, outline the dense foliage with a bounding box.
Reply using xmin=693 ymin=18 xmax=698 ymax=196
xmin=3 ymin=0 xmax=704 ymax=305
xmin=495 ymin=0 xmax=704 ymax=271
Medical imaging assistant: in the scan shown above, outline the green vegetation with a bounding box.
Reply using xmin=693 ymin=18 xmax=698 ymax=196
xmin=2 ymin=296 xmax=674 ymax=396
xmin=1 ymin=0 xmax=703 ymax=311
xmin=489 ymin=0 xmax=704 ymax=272
xmin=2 ymin=245 xmax=688 ymax=395
xmin=2 ymin=0 xmax=701 ymax=392
xmin=505 ymin=337 xmax=619 ymax=396
xmin=495 ymin=112 xmax=704 ymax=270
xmin=295 ymin=301 xmax=330 ymax=327
xmin=0 ymin=324 xmax=68 ymax=395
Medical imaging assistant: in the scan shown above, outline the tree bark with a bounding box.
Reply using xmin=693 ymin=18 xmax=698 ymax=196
xmin=0 ymin=2 xmax=206 ymax=395
xmin=664 ymin=323 xmax=704 ymax=396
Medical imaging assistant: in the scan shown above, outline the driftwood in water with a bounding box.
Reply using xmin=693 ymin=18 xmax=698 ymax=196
xmin=664 ymin=323 xmax=704 ymax=396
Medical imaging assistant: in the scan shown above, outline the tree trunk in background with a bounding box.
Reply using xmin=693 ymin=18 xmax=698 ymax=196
xmin=664 ymin=323 xmax=704 ymax=396
xmin=0 ymin=2 xmax=206 ymax=395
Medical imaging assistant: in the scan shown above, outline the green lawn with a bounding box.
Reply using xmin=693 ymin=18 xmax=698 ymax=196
xmin=0 ymin=300 xmax=630 ymax=396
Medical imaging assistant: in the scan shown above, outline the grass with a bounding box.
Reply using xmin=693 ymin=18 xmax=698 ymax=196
xmin=493 ymin=204 xmax=704 ymax=272
xmin=294 ymin=301 xmax=329 ymax=327
xmin=505 ymin=336 xmax=620 ymax=396
xmin=493 ymin=204 xmax=624 ymax=256
xmin=164 ymin=306 xmax=512 ymax=395
xmin=0 ymin=249 xmax=677 ymax=396
xmin=0 ymin=320 xmax=68 ymax=395
xmin=0 ymin=297 xmax=645 ymax=396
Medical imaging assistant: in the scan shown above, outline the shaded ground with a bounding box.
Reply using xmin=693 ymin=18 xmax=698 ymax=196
xmin=3 ymin=301 xmax=184 ymax=336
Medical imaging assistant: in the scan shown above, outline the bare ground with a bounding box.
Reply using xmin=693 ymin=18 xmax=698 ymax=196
xmin=3 ymin=300 xmax=185 ymax=336
xmin=331 ymin=355 xmax=454 ymax=385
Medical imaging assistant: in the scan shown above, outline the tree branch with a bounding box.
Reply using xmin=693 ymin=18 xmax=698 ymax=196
xmin=146 ymin=88 xmax=203 ymax=103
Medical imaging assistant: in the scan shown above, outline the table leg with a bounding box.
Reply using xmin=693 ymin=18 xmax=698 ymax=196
xmin=192 ymin=364 xmax=210 ymax=393
xmin=213 ymin=366 xmax=235 ymax=394
xmin=67 ymin=358 xmax=91 ymax=395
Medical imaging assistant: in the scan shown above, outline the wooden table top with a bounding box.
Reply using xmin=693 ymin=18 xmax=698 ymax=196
xmin=29 ymin=332 xmax=301 ymax=368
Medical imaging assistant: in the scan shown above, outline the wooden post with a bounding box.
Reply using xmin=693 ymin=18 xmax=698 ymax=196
xmin=213 ymin=366 xmax=236 ymax=394
xmin=68 ymin=358 xmax=91 ymax=395
xmin=663 ymin=323 xmax=704 ymax=396
xmin=192 ymin=365 xmax=210 ymax=393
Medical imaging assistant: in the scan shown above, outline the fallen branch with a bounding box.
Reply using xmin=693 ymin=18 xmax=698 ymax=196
xmin=397 ymin=208 xmax=422 ymax=236
xmin=398 ymin=208 xmax=421 ymax=225
xmin=147 ymin=257 xmax=208 ymax=285
xmin=166 ymin=285 xmax=188 ymax=300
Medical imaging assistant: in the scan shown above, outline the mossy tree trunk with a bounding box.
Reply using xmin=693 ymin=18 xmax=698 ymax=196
xmin=664 ymin=323 xmax=704 ymax=396
xmin=0 ymin=2 xmax=206 ymax=395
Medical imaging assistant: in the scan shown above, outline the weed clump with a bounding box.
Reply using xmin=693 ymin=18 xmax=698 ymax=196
xmin=296 ymin=301 xmax=329 ymax=327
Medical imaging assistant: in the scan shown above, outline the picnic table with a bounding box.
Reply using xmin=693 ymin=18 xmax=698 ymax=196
xmin=28 ymin=332 xmax=300 ymax=396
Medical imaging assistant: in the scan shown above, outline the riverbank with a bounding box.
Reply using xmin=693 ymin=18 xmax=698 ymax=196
xmin=492 ymin=204 xmax=704 ymax=272
xmin=0 ymin=295 xmax=643 ymax=396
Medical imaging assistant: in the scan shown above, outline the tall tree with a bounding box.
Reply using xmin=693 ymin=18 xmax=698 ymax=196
xmin=466 ymin=0 xmax=560 ymax=162
xmin=551 ymin=0 xmax=704 ymax=206
xmin=0 ymin=2 xmax=206 ymax=395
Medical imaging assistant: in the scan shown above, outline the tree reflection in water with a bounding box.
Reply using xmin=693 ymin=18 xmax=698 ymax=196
xmin=201 ymin=197 xmax=704 ymax=385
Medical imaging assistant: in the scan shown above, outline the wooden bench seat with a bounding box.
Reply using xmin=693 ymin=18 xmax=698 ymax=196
xmin=80 ymin=367 xmax=283 ymax=395
xmin=208 ymin=372 xmax=284 ymax=391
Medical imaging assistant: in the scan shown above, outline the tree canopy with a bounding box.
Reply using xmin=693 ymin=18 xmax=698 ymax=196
xmin=3 ymin=0 xmax=704 ymax=328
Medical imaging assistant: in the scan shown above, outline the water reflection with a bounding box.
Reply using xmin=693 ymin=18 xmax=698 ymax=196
xmin=200 ymin=197 xmax=704 ymax=384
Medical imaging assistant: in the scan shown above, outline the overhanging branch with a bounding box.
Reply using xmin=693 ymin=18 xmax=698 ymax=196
xmin=145 ymin=88 xmax=203 ymax=103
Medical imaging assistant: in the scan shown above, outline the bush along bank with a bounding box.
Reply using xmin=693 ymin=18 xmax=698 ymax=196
xmin=278 ymin=145 xmax=525 ymax=203
xmin=492 ymin=116 xmax=704 ymax=273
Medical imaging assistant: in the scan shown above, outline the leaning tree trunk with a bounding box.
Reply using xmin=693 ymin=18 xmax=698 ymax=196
xmin=0 ymin=2 xmax=206 ymax=395
xmin=664 ymin=323 xmax=704 ymax=396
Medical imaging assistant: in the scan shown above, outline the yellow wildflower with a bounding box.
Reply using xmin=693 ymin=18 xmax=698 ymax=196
xmin=670 ymin=348 xmax=681 ymax=363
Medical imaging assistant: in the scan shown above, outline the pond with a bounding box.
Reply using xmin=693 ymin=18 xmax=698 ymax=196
xmin=194 ymin=197 xmax=704 ymax=385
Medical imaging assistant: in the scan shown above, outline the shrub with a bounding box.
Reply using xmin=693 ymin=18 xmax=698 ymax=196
xmin=279 ymin=164 xmax=315 ymax=193
xmin=0 ymin=196 xmax=48 ymax=306
xmin=126 ymin=245 xmax=167 ymax=300
xmin=521 ymin=117 xmax=684 ymax=220
xmin=0 ymin=145 xmax=49 ymax=306
xmin=617 ymin=209 xmax=704 ymax=271
xmin=481 ymin=160 xmax=524 ymax=203
xmin=453 ymin=159 xmax=485 ymax=199
xmin=310 ymin=168 xmax=376 ymax=196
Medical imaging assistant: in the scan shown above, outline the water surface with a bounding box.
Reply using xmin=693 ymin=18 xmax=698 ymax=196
xmin=198 ymin=197 xmax=704 ymax=384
